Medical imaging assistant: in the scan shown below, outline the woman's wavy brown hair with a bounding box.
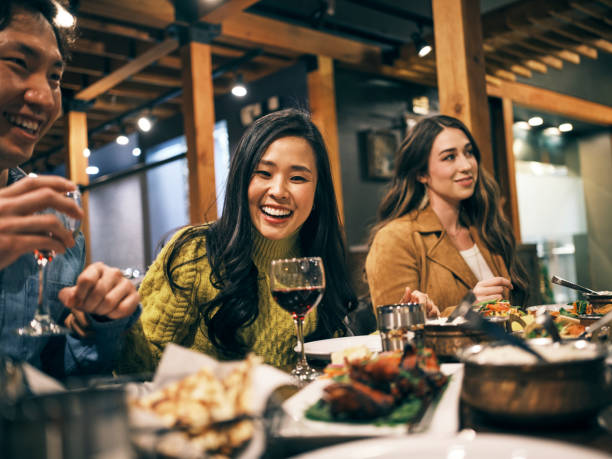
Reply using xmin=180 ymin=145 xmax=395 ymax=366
xmin=370 ymin=115 xmax=528 ymax=305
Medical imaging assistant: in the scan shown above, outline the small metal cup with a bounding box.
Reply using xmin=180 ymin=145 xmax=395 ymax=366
xmin=376 ymin=303 xmax=426 ymax=351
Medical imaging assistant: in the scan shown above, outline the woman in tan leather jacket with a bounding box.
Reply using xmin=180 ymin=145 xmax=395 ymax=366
xmin=366 ymin=115 xmax=528 ymax=315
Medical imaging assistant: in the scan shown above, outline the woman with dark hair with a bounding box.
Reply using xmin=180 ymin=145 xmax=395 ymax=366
xmin=122 ymin=108 xmax=355 ymax=371
xmin=366 ymin=115 xmax=528 ymax=314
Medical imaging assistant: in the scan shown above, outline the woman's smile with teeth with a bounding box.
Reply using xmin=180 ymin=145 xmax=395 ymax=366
xmin=5 ymin=113 xmax=41 ymax=134
xmin=261 ymin=206 xmax=292 ymax=218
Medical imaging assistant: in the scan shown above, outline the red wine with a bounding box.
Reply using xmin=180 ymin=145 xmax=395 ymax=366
xmin=272 ymin=287 xmax=324 ymax=318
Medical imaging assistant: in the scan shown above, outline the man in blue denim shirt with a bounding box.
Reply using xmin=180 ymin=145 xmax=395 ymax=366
xmin=0 ymin=0 xmax=140 ymax=378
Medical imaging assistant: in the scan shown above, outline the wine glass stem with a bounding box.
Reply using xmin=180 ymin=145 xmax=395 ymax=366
xmin=35 ymin=258 xmax=49 ymax=318
xmin=294 ymin=317 xmax=308 ymax=367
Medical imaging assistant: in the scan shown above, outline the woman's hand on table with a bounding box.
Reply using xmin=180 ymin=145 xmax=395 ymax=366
xmin=58 ymin=262 xmax=141 ymax=320
xmin=400 ymin=287 xmax=440 ymax=318
xmin=473 ymin=276 xmax=513 ymax=303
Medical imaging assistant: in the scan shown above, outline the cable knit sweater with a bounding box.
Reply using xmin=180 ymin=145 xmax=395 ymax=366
xmin=119 ymin=227 xmax=317 ymax=373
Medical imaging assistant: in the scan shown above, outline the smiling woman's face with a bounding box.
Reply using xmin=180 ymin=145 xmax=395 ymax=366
xmin=248 ymin=136 xmax=318 ymax=240
xmin=419 ymin=127 xmax=478 ymax=207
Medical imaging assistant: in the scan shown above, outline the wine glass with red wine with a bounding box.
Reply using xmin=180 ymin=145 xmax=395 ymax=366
xmin=270 ymin=257 xmax=325 ymax=383
xmin=16 ymin=189 xmax=82 ymax=337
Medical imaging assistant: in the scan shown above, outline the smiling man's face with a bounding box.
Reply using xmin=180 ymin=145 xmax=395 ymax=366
xmin=0 ymin=10 xmax=63 ymax=170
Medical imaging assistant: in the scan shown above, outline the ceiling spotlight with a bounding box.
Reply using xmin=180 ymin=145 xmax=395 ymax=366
xmin=543 ymin=127 xmax=561 ymax=136
xmin=231 ymin=74 xmax=247 ymax=97
xmin=116 ymin=133 xmax=129 ymax=145
xmin=132 ymin=147 xmax=142 ymax=157
xmin=86 ymin=166 xmax=99 ymax=175
xmin=528 ymin=116 xmax=543 ymax=127
xmin=54 ymin=3 xmax=75 ymax=28
xmin=82 ymin=147 xmax=91 ymax=158
xmin=513 ymin=121 xmax=531 ymax=130
xmin=412 ymin=32 xmax=432 ymax=58
xmin=137 ymin=115 xmax=153 ymax=132
xmin=559 ymin=122 xmax=573 ymax=133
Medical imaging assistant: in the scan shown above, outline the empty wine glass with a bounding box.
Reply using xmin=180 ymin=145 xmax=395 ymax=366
xmin=16 ymin=189 xmax=82 ymax=337
xmin=270 ymin=257 xmax=325 ymax=383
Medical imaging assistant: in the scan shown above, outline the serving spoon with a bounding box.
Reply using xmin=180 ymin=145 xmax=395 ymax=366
xmin=579 ymin=309 xmax=612 ymax=340
xmin=551 ymin=275 xmax=599 ymax=295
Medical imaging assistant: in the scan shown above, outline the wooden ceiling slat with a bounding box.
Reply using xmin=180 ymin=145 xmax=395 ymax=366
xmin=550 ymin=12 xmax=612 ymax=41
xmin=569 ymin=2 xmax=612 ymax=27
xmin=531 ymin=18 xmax=612 ymax=54
xmin=488 ymin=44 xmax=553 ymax=71
xmin=530 ymin=31 xmax=598 ymax=59
xmin=77 ymin=17 xmax=158 ymax=42
xmin=485 ymin=53 xmax=532 ymax=77
xmin=76 ymin=38 xmax=179 ymax=101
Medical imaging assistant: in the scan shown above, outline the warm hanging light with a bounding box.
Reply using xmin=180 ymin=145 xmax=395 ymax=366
xmin=559 ymin=122 xmax=573 ymax=133
xmin=231 ymin=74 xmax=247 ymax=97
xmin=412 ymin=32 xmax=432 ymax=58
xmin=82 ymin=147 xmax=91 ymax=158
xmin=86 ymin=166 xmax=99 ymax=175
xmin=132 ymin=147 xmax=142 ymax=157
xmin=137 ymin=115 xmax=153 ymax=132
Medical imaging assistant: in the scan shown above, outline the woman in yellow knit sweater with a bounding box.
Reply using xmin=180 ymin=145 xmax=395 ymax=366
xmin=121 ymin=109 xmax=355 ymax=372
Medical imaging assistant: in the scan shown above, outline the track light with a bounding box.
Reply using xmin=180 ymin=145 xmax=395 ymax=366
xmin=86 ymin=166 xmax=99 ymax=175
xmin=137 ymin=114 xmax=153 ymax=132
xmin=116 ymin=132 xmax=129 ymax=145
xmin=82 ymin=147 xmax=91 ymax=158
xmin=528 ymin=116 xmax=543 ymax=127
xmin=132 ymin=147 xmax=142 ymax=157
xmin=412 ymin=32 xmax=432 ymax=58
xmin=231 ymin=74 xmax=247 ymax=97
xmin=559 ymin=123 xmax=573 ymax=133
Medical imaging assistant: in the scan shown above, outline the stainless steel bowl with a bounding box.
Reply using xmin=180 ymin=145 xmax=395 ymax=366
xmin=424 ymin=322 xmax=491 ymax=360
xmin=458 ymin=340 xmax=612 ymax=423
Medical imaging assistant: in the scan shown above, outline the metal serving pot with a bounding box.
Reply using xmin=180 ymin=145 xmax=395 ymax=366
xmin=458 ymin=340 xmax=612 ymax=423
xmin=424 ymin=322 xmax=491 ymax=360
xmin=0 ymin=387 xmax=131 ymax=459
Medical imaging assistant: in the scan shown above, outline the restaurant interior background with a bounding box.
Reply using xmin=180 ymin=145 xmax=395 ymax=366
xmin=25 ymin=0 xmax=612 ymax=306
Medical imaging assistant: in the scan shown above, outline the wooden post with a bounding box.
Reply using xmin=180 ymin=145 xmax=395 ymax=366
xmin=180 ymin=40 xmax=217 ymax=224
xmin=65 ymin=110 xmax=92 ymax=264
xmin=307 ymin=55 xmax=344 ymax=223
xmin=432 ymin=0 xmax=494 ymax=174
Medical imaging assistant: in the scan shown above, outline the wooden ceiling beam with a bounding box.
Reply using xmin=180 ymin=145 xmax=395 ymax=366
xmin=219 ymin=12 xmax=381 ymax=65
xmin=77 ymin=0 xmax=173 ymax=29
xmin=75 ymin=38 xmax=179 ymax=101
xmin=487 ymin=43 xmax=552 ymax=72
xmin=485 ymin=34 xmax=564 ymax=69
xmin=530 ymin=32 xmax=597 ymax=59
xmin=76 ymin=17 xmax=158 ymax=42
xmin=200 ymin=0 xmax=261 ymax=23
xmin=487 ymin=79 xmax=612 ymax=126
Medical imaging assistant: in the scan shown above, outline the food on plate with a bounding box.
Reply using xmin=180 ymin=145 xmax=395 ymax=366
xmin=476 ymin=300 xmax=525 ymax=317
xmin=306 ymin=344 xmax=448 ymax=425
xmin=130 ymin=355 xmax=259 ymax=457
xmin=524 ymin=317 xmax=585 ymax=339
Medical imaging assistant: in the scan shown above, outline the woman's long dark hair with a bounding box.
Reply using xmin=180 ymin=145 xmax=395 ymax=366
xmin=370 ymin=115 xmax=528 ymax=305
xmin=165 ymin=109 xmax=356 ymax=357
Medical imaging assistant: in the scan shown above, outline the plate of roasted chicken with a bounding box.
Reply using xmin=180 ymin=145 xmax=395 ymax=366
xmin=281 ymin=344 xmax=462 ymax=437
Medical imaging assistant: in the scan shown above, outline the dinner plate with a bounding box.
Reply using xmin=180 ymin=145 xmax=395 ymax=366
xmin=292 ymin=432 xmax=611 ymax=459
xmin=279 ymin=363 xmax=462 ymax=438
xmin=296 ymin=335 xmax=382 ymax=360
